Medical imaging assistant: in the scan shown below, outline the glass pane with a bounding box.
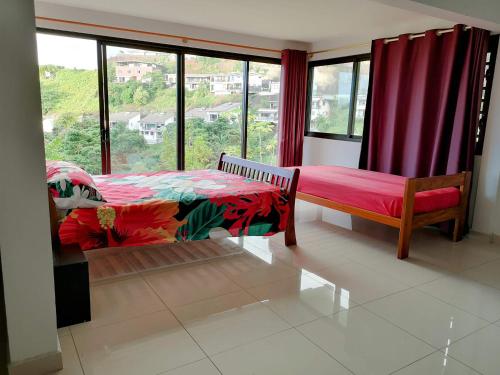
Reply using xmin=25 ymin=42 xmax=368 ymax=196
xmin=247 ymin=62 xmax=280 ymax=165
xmin=309 ymin=62 xmax=353 ymax=134
xmin=37 ymin=33 xmax=101 ymax=174
xmin=185 ymin=55 xmax=243 ymax=169
xmin=106 ymin=46 xmax=177 ymax=173
xmin=353 ymin=60 xmax=370 ymax=136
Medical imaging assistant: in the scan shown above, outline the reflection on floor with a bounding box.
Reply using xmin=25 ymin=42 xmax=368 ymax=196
xmin=54 ymin=202 xmax=500 ymax=375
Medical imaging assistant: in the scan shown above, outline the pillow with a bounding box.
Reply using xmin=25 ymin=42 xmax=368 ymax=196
xmin=46 ymin=161 xmax=106 ymax=209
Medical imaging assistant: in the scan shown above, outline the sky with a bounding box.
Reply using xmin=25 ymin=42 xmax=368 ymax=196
xmin=36 ymin=33 xmax=98 ymax=69
xmin=36 ymin=33 xmax=133 ymax=70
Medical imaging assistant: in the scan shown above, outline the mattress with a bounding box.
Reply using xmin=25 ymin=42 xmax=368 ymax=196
xmin=295 ymin=165 xmax=460 ymax=218
xmin=59 ymin=169 xmax=290 ymax=250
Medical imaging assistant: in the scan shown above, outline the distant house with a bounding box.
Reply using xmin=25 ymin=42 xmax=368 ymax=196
xmin=109 ymin=112 xmax=141 ymax=130
xmin=164 ymin=73 xmax=212 ymax=90
xmin=186 ymin=102 xmax=240 ymax=123
xmin=256 ymin=95 xmax=279 ymax=124
xmin=139 ymin=112 xmax=176 ymax=144
xmin=110 ymin=55 xmax=160 ymax=83
xmin=310 ymin=96 xmax=334 ymax=120
xmin=206 ymin=102 xmax=240 ymax=122
xmin=210 ymin=73 xmax=242 ymax=95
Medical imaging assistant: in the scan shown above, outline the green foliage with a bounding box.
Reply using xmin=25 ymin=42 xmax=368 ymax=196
xmin=133 ymin=86 xmax=150 ymax=106
xmin=176 ymin=200 xmax=227 ymax=240
xmin=45 ymin=116 xmax=101 ymax=174
xmin=311 ymin=104 xmax=350 ymax=134
xmin=110 ymin=122 xmax=147 ymax=172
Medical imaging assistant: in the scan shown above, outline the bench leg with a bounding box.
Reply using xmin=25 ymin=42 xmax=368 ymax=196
xmin=453 ymin=217 xmax=464 ymax=242
xmin=285 ymin=221 xmax=296 ymax=247
xmin=397 ymin=228 xmax=411 ymax=259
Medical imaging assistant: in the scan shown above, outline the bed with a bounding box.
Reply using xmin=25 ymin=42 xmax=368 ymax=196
xmin=294 ymin=165 xmax=471 ymax=259
xmin=49 ymin=154 xmax=300 ymax=252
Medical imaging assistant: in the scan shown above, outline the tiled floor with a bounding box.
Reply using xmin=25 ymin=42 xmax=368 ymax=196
xmin=54 ymin=203 xmax=500 ymax=375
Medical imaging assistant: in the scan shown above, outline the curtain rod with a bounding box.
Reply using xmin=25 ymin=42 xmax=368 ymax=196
xmin=384 ymin=25 xmax=471 ymax=43
xmin=35 ymin=16 xmax=283 ymax=55
xmin=309 ymin=25 xmax=472 ymax=56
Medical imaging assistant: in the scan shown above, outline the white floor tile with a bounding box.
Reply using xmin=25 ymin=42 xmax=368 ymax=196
xmin=297 ymin=307 xmax=434 ymax=375
xmin=89 ymin=276 xmax=166 ymax=328
xmin=462 ymin=258 xmax=500 ymax=289
xmin=55 ymin=335 xmax=84 ymax=375
xmin=213 ymin=253 xmax=300 ymax=289
xmin=409 ymin=238 xmax=500 ymax=272
xmin=72 ymin=310 xmax=205 ymax=375
xmin=212 ymin=329 xmax=352 ymax=375
xmin=58 ymin=327 xmax=71 ymax=338
xmin=448 ymin=325 xmax=500 ymax=375
xmin=392 ymin=351 xmax=480 ymax=375
xmin=161 ymin=359 xmax=220 ymax=375
xmin=305 ymin=261 xmax=410 ymax=304
xmin=247 ymin=274 xmax=356 ymax=326
xmin=171 ymin=290 xmax=257 ymax=325
xmin=418 ymin=275 xmax=500 ymax=322
xmin=364 ymin=289 xmax=488 ymax=348
xmin=144 ymin=262 xmax=242 ymax=307
xmin=183 ymin=294 xmax=290 ymax=355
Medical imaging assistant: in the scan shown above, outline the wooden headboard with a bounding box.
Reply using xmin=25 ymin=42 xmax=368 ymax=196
xmin=217 ymin=153 xmax=300 ymax=246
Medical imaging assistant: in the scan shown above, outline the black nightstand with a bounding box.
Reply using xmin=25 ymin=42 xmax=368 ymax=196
xmin=53 ymin=247 xmax=91 ymax=328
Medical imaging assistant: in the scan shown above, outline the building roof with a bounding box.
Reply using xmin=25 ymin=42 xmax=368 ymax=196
xmin=108 ymin=54 xmax=162 ymax=65
xmin=185 ymin=108 xmax=207 ymax=119
xmin=207 ymin=102 xmax=240 ymax=113
xmin=109 ymin=112 xmax=140 ymax=123
xmin=141 ymin=112 xmax=176 ymax=124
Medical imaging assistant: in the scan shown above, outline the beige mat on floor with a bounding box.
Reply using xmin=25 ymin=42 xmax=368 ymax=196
xmin=86 ymin=238 xmax=244 ymax=283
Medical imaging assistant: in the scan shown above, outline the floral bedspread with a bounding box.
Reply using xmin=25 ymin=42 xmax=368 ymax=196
xmin=59 ymin=169 xmax=290 ymax=250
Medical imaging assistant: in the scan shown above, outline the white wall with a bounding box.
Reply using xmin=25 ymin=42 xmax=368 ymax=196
xmin=0 ymin=0 xmax=59 ymax=367
xmin=302 ymin=137 xmax=361 ymax=168
xmin=472 ymin=41 xmax=500 ymax=236
xmin=35 ymin=2 xmax=309 ymax=59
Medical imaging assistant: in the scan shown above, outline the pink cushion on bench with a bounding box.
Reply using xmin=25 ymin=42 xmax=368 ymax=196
xmin=295 ymin=165 xmax=460 ymax=218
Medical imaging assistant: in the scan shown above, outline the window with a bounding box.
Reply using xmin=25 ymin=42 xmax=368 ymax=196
xmin=106 ymin=45 xmax=177 ymax=173
xmin=36 ymin=30 xmax=281 ymax=173
xmin=475 ymin=35 xmax=499 ymax=155
xmin=246 ymin=62 xmax=281 ymax=165
xmin=306 ymin=54 xmax=370 ymax=141
xmin=37 ymin=33 xmax=102 ymax=174
xmin=185 ymin=55 xmax=243 ymax=170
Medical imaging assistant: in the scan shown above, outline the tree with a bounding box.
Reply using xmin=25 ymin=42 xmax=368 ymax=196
xmin=45 ymin=116 xmax=102 ymax=174
xmin=133 ymin=86 xmax=150 ymax=106
xmin=110 ymin=122 xmax=147 ymax=172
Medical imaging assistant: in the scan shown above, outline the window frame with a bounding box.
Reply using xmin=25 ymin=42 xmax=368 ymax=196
xmin=37 ymin=27 xmax=281 ymax=173
xmin=305 ymin=53 xmax=370 ymax=142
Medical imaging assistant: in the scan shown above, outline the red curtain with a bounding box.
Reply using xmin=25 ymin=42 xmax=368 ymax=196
xmin=278 ymin=49 xmax=308 ymax=167
xmin=359 ymin=25 xmax=489 ymax=177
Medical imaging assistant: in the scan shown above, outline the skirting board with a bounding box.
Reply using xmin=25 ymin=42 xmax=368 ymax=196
xmin=8 ymin=341 xmax=62 ymax=375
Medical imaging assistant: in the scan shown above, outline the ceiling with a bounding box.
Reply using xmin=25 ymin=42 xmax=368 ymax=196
xmin=37 ymin=0 xmax=452 ymax=44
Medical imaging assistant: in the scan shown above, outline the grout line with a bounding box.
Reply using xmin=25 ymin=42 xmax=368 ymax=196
xmin=155 ymin=358 xmax=221 ymax=375
xmin=360 ymin=293 xmax=490 ymax=351
xmin=415 ymin=284 xmax=500 ymax=323
xmin=386 ymin=350 xmax=443 ymax=375
xmin=68 ymin=328 xmax=87 ymax=375
xmin=292 ymin=326 xmax=356 ymax=375
xmin=139 ymin=270 xmax=224 ymax=374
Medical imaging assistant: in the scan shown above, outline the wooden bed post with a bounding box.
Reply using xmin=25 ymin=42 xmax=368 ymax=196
xmin=453 ymin=171 xmax=472 ymax=242
xmin=285 ymin=168 xmax=300 ymax=247
xmin=397 ymin=178 xmax=416 ymax=259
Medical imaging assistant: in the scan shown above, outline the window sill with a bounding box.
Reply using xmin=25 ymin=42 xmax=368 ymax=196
xmin=305 ymin=131 xmax=362 ymax=142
